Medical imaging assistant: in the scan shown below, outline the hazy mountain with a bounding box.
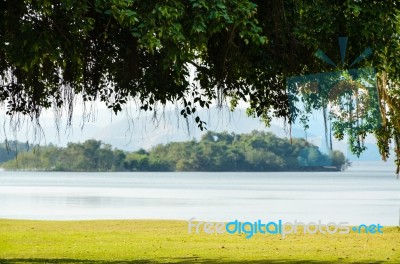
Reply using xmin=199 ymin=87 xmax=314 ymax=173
xmin=90 ymin=107 xmax=308 ymax=151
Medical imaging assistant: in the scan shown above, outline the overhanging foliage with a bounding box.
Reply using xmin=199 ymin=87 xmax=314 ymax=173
xmin=1 ymin=0 xmax=399 ymax=173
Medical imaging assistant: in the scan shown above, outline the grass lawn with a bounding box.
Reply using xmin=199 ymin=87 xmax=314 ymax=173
xmin=0 ymin=219 xmax=399 ymax=263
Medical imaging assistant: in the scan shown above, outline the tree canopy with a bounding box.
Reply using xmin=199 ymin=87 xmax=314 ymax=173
xmin=0 ymin=1 xmax=399 ymax=172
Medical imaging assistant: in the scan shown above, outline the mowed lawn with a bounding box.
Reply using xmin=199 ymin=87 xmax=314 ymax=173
xmin=0 ymin=219 xmax=399 ymax=263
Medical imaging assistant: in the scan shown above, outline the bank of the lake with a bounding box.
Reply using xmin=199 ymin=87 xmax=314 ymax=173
xmin=0 ymin=219 xmax=399 ymax=263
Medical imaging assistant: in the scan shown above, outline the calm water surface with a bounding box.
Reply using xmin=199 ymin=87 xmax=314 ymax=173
xmin=0 ymin=164 xmax=399 ymax=225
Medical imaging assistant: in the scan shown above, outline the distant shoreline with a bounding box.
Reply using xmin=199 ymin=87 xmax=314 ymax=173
xmin=0 ymin=166 xmax=344 ymax=173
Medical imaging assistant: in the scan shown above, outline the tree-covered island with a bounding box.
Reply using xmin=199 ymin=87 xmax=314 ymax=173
xmin=0 ymin=131 xmax=347 ymax=172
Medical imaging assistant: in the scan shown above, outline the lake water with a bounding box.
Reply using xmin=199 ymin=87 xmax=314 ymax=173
xmin=0 ymin=163 xmax=400 ymax=225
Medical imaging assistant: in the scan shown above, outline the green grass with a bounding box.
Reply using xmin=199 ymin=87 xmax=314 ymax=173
xmin=0 ymin=219 xmax=399 ymax=263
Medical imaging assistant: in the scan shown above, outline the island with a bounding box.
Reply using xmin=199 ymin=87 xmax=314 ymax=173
xmin=0 ymin=131 xmax=348 ymax=172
